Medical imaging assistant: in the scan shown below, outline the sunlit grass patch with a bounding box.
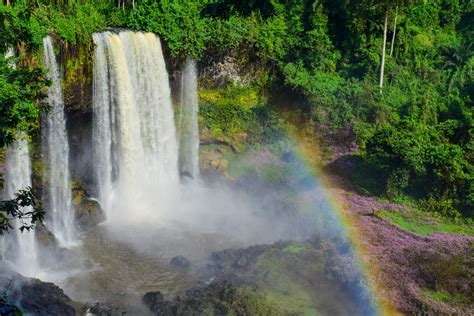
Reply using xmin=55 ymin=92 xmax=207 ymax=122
xmin=282 ymin=244 xmax=307 ymax=254
xmin=379 ymin=210 xmax=474 ymax=236
xmin=421 ymin=289 xmax=466 ymax=304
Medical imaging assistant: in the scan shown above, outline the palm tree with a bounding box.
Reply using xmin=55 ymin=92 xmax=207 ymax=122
xmin=442 ymin=40 xmax=473 ymax=91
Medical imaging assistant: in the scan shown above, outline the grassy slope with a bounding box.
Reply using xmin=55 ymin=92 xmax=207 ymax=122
xmin=379 ymin=209 xmax=474 ymax=236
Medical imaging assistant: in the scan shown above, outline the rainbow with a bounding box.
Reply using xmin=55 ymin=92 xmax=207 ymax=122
xmin=281 ymin=114 xmax=400 ymax=316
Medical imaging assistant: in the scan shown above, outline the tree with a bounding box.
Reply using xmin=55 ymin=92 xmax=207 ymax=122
xmin=379 ymin=8 xmax=388 ymax=92
xmin=389 ymin=5 xmax=398 ymax=57
xmin=367 ymin=0 xmax=415 ymax=92
xmin=0 ymin=2 xmax=48 ymax=234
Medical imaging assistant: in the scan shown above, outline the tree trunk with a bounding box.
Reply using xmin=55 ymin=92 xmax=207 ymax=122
xmin=379 ymin=10 xmax=388 ymax=93
xmin=390 ymin=6 xmax=398 ymax=57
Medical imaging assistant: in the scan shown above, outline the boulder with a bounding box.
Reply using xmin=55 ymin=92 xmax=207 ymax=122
xmin=143 ymin=282 xmax=275 ymax=315
xmin=209 ymin=159 xmax=228 ymax=172
xmin=170 ymin=256 xmax=190 ymax=269
xmin=0 ymin=269 xmax=80 ymax=316
xmin=35 ymin=222 xmax=57 ymax=248
xmin=0 ymin=303 xmax=21 ymax=316
xmin=75 ymin=197 xmax=105 ymax=232
xmin=14 ymin=280 xmax=76 ymax=316
xmin=87 ymin=302 xmax=118 ymax=315
xmin=142 ymin=291 xmax=165 ymax=313
xmin=72 ymin=181 xmax=105 ymax=232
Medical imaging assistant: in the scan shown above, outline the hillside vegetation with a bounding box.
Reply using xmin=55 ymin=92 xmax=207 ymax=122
xmin=1 ymin=0 xmax=472 ymax=219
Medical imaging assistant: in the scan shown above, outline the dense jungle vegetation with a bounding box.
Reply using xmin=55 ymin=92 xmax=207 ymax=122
xmin=1 ymin=0 xmax=472 ymax=221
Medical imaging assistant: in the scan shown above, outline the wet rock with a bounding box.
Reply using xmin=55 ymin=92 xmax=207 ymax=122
xmin=179 ymin=171 xmax=194 ymax=180
xmin=142 ymin=291 xmax=165 ymax=313
xmin=210 ymin=244 xmax=271 ymax=274
xmin=209 ymin=159 xmax=228 ymax=172
xmin=16 ymin=281 xmax=76 ymax=316
xmin=200 ymin=130 xmax=244 ymax=154
xmin=0 ymin=267 xmax=86 ymax=315
xmin=170 ymin=255 xmax=190 ymax=269
xmin=0 ymin=303 xmax=21 ymax=316
xmin=87 ymin=302 xmax=118 ymax=315
xmin=75 ymin=197 xmax=104 ymax=232
xmin=35 ymin=222 xmax=57 ymax=248
xmin=200 ymin=56 xmax=251 ymax=87
xmin=7 ymin=279 xmax=76 ymax=315
xmin=72 ymin=181 xmax=105 ymax=232
xmin=143 ymin=282 xmax=274 ymax=315
xmin=215 ymin=145 xmax=231 ymax=155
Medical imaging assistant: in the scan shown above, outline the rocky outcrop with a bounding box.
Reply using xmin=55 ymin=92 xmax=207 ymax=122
xmin=210 ymin=244 xmax=271 ymax=275
xmin=141 ymin=236 xmax=375 ymax=315
xmin=143 ymin=282 xmax=275 ymax=316
xmin=86 ymin=302 xmax=120 ymax=315
xmin=200 ymin=56 xmax=252 ymax=87
xmin=35 ymin=222 xmax=57 ymax=248
xmin=0 ymin=268 xmax=83 ymax=316
xmin=199 ymin=148 xmax=229 ymax=178
xmin=170 ymin=256 xmax=190 ymax=270
xmin=142 ymin=291 xmax=165 ymax=313
xmin=12 ymin=280 xmax=77 ymax=315
xmin=72 ymin=181 xmax=105 ymax=232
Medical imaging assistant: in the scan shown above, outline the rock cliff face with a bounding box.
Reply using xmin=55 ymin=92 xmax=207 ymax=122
xmin=0 ymin=268 xmax=83 ymax=316
xmin=142 ymin=236 xmax=374 ymax=315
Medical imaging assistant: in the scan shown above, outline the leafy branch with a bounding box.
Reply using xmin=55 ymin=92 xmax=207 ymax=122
xmin=0 ymin=187 xmax=45 ymax=234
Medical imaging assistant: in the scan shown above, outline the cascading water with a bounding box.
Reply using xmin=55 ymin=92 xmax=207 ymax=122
xmin=177 ymin=59 xmax=199 ymax=179
xmin=42 ymin=36 xmax=77 ymax=247
xmin=1 ymin=48 xmax=40 ymax=277
xmin=92 ymin=31 xmax=179 ymax=217
xmin=3 ymin=138 xmax=40 ymax=277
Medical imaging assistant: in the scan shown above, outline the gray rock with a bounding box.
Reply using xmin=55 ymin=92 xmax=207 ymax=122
xmin=0 ymin=269 xmax=81 ymax=316
xmin=170 ymin=255 xmax=190 ymax=269
xmin=142 ymin=291 xmax=165 ymax=313
xmin=72 ymin=182 xmax=105 ymax=232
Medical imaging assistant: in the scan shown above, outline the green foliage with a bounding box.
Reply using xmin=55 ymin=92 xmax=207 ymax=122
xmin=199 ymin=101 xmax=255 ymax=136
xmin=367 ymin=119 xmax=471 ymax=210
xmin=35 ymin=1 xmax=110 ymax=45
xmin=421 ymin=289 xmax=466 ymax=304
xmin=378 ymin=209 xmax=474 ymax=236
xmin=0 ymin=53 xmax=47 ymax=146
xmin=1 ymin=0 xmax=472 ymax=217
xmin=0 ymin=187 xmax=45 ymax=235
xmin=282 ymin=244 xmax=307 ymax=254
xmin=206 ymin=15 xmax=251 ymax=53
xmin=199 ymin=84 xmax=284 ymax=144
xmin=0 ymin=2 xmax=46 ymax=54
xmin=127 ymin=0 xmax=208 ymax=58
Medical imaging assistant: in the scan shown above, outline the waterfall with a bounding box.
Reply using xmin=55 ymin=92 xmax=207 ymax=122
xmin=178 ymin=59 xmax=199 ymax=179
xmin=42 ymin=36 xmax=77 ymax=247
xmin=1 ymin=48 xmax=40 ymax=277
xmin=92 ymin=31 xmax=179 ymax=217
xmin=3 ymin=137 xmax=40 ymax=277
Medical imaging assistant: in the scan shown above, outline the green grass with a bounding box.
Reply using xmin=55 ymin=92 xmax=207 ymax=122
xmin=421 ymin=289 xmax=466 ymax=304
xmin=379 ymin=210 xmax=474 ymax=236
xmin=254 ymin=249 xmax=322 ymax=315
xmin=282 ymin=244 xmax=307 ymax=254
xmin=199 ymin=85 xmax=261 ymax=111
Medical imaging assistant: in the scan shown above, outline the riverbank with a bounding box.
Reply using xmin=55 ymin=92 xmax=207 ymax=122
xmin=318 ymin=130 xmax=474 ymax=314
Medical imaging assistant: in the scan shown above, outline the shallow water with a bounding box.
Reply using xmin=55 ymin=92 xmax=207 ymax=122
xmin=56 ymin=222 xmax=252 ymax=311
